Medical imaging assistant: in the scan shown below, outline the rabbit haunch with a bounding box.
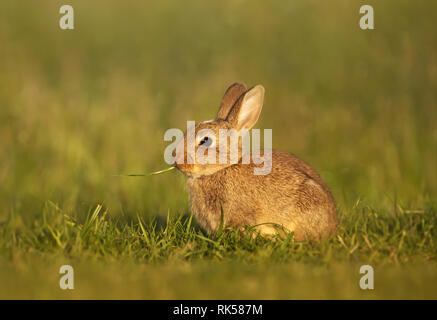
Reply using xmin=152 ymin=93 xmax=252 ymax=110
xmin=173 ymin=83 xmax=338 ymax=241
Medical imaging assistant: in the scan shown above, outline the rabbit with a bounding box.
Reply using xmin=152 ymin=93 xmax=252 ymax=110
xmin=174 ymin=82 xmax=338 ymax=241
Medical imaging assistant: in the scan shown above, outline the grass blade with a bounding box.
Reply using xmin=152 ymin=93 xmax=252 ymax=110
xmin=113 ymin=166 xmax=176 ymax=177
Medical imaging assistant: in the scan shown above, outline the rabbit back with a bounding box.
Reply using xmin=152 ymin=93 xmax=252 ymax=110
xmin=186 ymin=149 xmax=337 ymax=241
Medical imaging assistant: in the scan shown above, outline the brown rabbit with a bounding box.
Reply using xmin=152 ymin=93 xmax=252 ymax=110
xmin=174 ymin=83 xmax=337 ymax=241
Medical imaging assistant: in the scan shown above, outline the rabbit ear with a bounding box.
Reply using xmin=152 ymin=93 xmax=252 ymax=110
xmin=216 ymin=82 xmax=247 ymax=120
xmin=227 ymin=85 xmax=265 ymax=131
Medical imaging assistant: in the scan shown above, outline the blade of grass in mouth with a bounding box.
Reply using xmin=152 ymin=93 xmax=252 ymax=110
xmin=113 ymin=166 xmax=176 ymax=177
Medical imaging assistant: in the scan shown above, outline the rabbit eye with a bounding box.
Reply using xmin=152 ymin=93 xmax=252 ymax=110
xmin=199 ymin=136 xmax=212 ymax=147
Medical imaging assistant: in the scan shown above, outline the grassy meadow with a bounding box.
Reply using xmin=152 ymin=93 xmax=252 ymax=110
xmin=0 ymin=0 xmax=436 ymax=299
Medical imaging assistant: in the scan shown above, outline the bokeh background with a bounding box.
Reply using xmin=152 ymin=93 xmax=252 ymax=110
xmin=0 ymin=0 xmax=436 ymax=299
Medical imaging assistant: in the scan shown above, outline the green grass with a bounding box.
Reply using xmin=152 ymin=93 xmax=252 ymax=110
xmin=1 ymin=200 xmax=436 ymax=299
xmin=6 ymin=201 xmax=435 ymax=265
xmin=0 ymin=0 xmax=437 ymax=299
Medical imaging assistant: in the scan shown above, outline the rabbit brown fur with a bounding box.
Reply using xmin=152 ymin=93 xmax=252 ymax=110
xmin=175 ymin=83 xmax=338 ymax=241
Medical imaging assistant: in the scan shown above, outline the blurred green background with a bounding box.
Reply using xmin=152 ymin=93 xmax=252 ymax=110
xmin=0 ymin=0 xmax=436 ymax=299
xmin=1 ymin=0 xmax=436 ymax=218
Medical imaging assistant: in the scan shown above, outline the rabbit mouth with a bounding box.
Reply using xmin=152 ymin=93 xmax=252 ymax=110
xmin=175 ymin=164 xmax=206 ymax=179
xmin=176 ymin=162 xmax=229 ymax=179
xmin=174 ymin=162 xmax=195 ymax=175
